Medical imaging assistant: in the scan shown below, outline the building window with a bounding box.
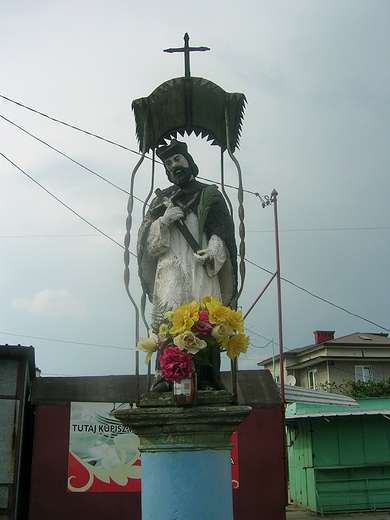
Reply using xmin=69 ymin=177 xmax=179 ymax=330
xmin=308 ymin=369 xmax=318 ymax=389
xmin=355 ymin=365 xmax=373 ymax=382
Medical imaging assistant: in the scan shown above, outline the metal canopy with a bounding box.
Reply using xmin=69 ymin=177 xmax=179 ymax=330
xmin=132 ymin=76 xmax=246 ymax=153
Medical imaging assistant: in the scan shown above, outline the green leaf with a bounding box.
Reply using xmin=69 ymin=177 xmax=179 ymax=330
xmin=197 ymin=185 xmax=220 ymax=245
xmin=151 ymin=296 xmax=169 ymax=333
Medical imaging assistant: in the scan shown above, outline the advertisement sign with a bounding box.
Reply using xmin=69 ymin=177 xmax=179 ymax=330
xmin=68 ymin=402 xmax=141 ymax=492
xmin=68 ymin=402 xmax=240 ymax=492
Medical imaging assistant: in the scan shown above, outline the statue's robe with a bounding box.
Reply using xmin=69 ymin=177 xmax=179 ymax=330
xmin=137 ymin=179 xmax=237 ymax=316
xmin=137 ymin=179 xmax=237 ymax=390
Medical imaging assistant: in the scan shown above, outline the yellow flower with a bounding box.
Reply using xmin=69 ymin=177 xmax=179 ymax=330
xmin=206 ymin=297 xmax=229 ymax=325
xmin=227 ymin=309 xmax=244 ymax=334
xmin=136 ymin=330 xmax=158 ymax=364
xmin=169 ymin=301 xmax=199 ymax=336
xmin=225 ymin=333 xmax=249 ymax=360
xmin=164 ymin=310 xmax=174 ymax=322
xmin=211 ymin=323 xmax=235 ymax=342
xmin=200 ymin=295 xmax=211 ymax=309
xmin=158 ymin=323 xmax=170 ymax=342
xmin=173 ymin=331 xmax=207 ymax=355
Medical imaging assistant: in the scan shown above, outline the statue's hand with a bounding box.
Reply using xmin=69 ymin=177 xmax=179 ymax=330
xmin=194 ymin=248 xmax=213 ymax=266
xmin=161 ymin=205 xmax=184 ymax=226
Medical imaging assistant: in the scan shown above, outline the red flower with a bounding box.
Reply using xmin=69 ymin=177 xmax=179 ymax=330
xmin=160 ymin=346 xmax=194 ymax=383
xmin=157 ymin=338 xmax=170 ymax=350
xmin=198 ymin=310 xmax=210 ymax=324
xmin=192 ymin=310 xmax=212 ymax=338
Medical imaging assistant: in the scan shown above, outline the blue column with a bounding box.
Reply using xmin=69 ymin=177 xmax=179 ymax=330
xmin=141 ymin=449 xmax=233 ymax=520
xmin=114 ymin=405 xmax=251 ymax=520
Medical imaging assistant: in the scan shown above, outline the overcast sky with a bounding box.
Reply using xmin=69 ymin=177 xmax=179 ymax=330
xmin=1 ymin=0 xmax=389 ymax=377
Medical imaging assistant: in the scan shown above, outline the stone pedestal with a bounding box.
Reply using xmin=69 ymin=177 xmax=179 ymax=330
xmin=114 ymin=404 xmax=251 ymax=520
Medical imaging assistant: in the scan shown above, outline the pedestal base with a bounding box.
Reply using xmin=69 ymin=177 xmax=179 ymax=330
xmin=142 ymin=449 xmax=233 ymax=520
xmin=114 ymin=405 xmax=251 ymax=520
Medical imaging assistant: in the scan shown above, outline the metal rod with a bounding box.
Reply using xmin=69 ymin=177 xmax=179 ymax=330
xmin=243 ymin=271 xmax=277 ymax=320
xmin=272 ymin=189 xmax=284 ymax=404
xmin=271 ymin=188 xmax=288 ymax=505
xmin=225 ymin=106 xmax=246 ymax=306
xmin=124 ymin=121 xmax=147 ymax=406
xmin=184 ymin=33 xmax=190 ymax=78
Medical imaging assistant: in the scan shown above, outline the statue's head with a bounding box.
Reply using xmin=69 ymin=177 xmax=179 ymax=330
xmin=156 ymin=140 xmax=199 ymax=188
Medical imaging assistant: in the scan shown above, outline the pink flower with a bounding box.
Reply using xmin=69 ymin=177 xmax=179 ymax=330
xmin=157 ymin=338 xmax=170 ymax=350
xmin=192 ymin=310 xmax=212 ymax=338
xmin=159 ymin=346 xmax=194 ymax=383
xmin=198 ymin=310 xmax=210 ymax=324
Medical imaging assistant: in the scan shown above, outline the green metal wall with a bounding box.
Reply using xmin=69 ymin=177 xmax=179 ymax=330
xmin=287 ymin=420 xmax=316 ymax=511
xmin=286 ymin=400 xmax=390 ymax=514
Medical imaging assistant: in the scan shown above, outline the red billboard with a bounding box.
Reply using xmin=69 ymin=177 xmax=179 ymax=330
xmin=68 ymin=402 xmax=239 ymax=492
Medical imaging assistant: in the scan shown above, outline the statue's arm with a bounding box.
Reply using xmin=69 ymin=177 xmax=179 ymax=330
xmin=145 ymin=205 xmax=184 ymax=258
xmin=194 ymin=234 xmax=227 ymax=276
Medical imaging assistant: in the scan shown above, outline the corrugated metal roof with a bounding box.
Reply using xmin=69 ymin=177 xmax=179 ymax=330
xmin=278 ymin=384 xmax=358 ymax=407
xmin=285 ymin=409 xmax=390 ymax=419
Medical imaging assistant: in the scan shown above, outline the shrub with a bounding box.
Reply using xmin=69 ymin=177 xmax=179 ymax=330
xmin=319 ymin=378 xmax=390 ymax=398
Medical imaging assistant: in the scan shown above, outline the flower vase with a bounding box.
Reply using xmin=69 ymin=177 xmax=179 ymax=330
xmin=173 ymin=372 xmax=197 ymax=406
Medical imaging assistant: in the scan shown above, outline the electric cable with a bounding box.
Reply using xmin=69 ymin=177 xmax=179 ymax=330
xmin=0 ymin=94 xmax=263 ymax=198
xmin=0 ymin=152 xmax=132 ymax=254
xmin=0 ymin=94 xmax=141 ymax=155
xmin=0 ymin=330 xmax=133 ymax=351
xmin=2 ymin=151 xmax=388 ymax=336
xmin=0 ymin=113 xmax=142 ymax=200
xmin=245 ymin=257 xmax=390 ymax=333
xmin=1 ymin=99 xmax=388 ymax=339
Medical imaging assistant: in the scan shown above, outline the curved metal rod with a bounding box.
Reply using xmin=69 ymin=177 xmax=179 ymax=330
xmin=143 ymin=148 xmax=155 ymax=218
xmin=219 ymin=147 xmax=235 ymax=230
xmin=225 ymin=106 xmax=246 ymax=307
xmin=124 ymin=122 xmax=147 ymax=405
xmin=140 ymin=150 xmax=155 ymax=390
xmin=140 ymin=150 xmax=154 ymax=333
xmin=140 ymin=291 xmax=151 ymax=389
xmin=140 ymin=290 xmax=150 ymax=334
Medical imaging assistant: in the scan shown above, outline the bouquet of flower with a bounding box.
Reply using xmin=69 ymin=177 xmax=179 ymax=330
xmin=136 ymin=296 xmax=249 ymax=383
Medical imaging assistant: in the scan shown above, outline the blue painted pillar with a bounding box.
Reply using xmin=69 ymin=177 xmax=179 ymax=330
xmin=142 ymin=450 xmax=232 ymax=520
xmin=114 ymin=405 xmax=251 ymax=520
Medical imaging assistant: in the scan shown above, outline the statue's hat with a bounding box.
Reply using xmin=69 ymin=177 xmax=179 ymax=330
xmin=156 ymin=140 xmax=188 ymax=162
xmin=156 ymin=140 xmax=199 ymax=176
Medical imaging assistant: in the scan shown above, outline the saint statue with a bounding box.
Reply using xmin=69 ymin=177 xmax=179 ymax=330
xmin=137 ymin=140 xmax=237 ymax=391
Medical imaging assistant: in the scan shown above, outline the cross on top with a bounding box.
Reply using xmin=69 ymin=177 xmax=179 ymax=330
xmin=163 ymin=33 xmax=210 ymax=78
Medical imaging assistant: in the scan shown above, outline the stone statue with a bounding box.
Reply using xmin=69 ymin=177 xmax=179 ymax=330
xmin=137 ymin=140 xmax=237 ymax=391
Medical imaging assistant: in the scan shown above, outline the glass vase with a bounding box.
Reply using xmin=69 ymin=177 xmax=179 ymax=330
xmin=173 ymin=372 xmax=197 ymax=406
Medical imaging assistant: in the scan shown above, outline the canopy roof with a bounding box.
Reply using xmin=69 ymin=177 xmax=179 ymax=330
xmin=132 ymin=77 xmax=246 ymax=153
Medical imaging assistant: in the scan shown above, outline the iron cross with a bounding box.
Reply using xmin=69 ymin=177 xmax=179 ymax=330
xmin=163 ymin=33 xmax=210 ymax=78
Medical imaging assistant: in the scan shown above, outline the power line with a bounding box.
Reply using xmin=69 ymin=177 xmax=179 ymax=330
xmin=0 ymin=152 xmax=130 ymax=254
xmin=0 ymin=94 xmax=141 ymax=155
xmin=3 ymin=106 xmax=386 ymax=232
xmin=245 ymin=257 xmax=390 ymax=333
xmin=285 ymin=278 xmax=390 ymax=332
xmin=3 ymin=94 xmax=389 ymax=229
xmin=0 ymin=234 xmax=136 ymax=239
xmin=0 ymin=113 xmax=148 ymax=202
xmin=0 ymin=94 xmax=264 ymax=198
xmin=2 ymin=99 xmax=388 ymax=335
xmin=246 ymin=227 xmax=390 ymax=233
xmin=0 ymin=330 xmax=134 ymax=351
xmin=3 ymin=151 xmax=387 ymax=335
